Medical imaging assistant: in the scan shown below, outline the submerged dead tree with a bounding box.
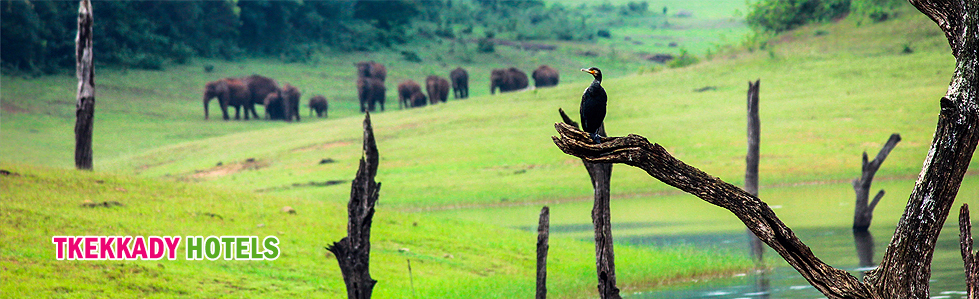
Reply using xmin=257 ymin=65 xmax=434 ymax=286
xmin=960 ymin=204 xmax=978 ymax=297
xmin=74 ymin=0 xmax=95 ymax=170
xmin=537 ymin=206 xmax=550 ymax=299
xmin=558 ymin=108 xmax=621 ymax=299
xmin=553 ymin=0 xmax=977 ymax=296
xmin=852 ymin=133 xmax=901 ymax=231
xmin=327 ymin=113 xmax=381 ymax=299
xmin=745 ymin=79 xmax=765 ymax=262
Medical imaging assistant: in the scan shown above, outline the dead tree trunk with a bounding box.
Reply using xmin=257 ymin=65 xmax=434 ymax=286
xmin=327 ymin=113 xmax=380 ymax=299
xmin=558 ymin=109 xmax=621 ymax=299
xmin=537 ymin=206 xmax=550 ymax=299
xmin=552 ymin=0 xmax=977 ymax=291
xmin=74 ymin=0 xmax=95 ymax=170
xmin=961 ymin=204 xmax=978 ymax=298
xmin=852 ymin=134 xmax=901 ymax=231
xmin=745 ymin=79 xmax=765 ymax=263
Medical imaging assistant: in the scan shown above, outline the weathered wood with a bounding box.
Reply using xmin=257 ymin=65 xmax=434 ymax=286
xmin=745 ymin=79 xmax=761 ymax=198
xmin=961 ymin=204 xmax=978 ymax=298
xmin=865 ymin=0 xmax=978 ymax=295
xmin=537 ymin=206 xmax=549 ymax=299
xmin=558 ymin=108 xmax=620 ymax=299
xmin=552 ymin=123 xmax=873 ymax=297
xmin=852 ymin=134 xmax=901 ymax=231
xmin=327 ymin=113 xmax=381 ymax=299
xmin=745 ymin=79 xmax=764 ymax=263
xmin=74 ymin=0 xmax=95 ymax=170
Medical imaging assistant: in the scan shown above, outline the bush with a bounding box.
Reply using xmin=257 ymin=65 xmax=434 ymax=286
xmin=668 ymin=49 xmax=699 ymax=68
xmin=401 ymin=50 xmax=423 ymax=62
xmin=746 ymin=0 xmax=850 ymax=32
xmin=597 ymin=29 xmax=611 ymax=38
xmin=852 ymin=0 xmax=903 ymax=23
xmin=477 ymin=38 xmax=495 ymax=53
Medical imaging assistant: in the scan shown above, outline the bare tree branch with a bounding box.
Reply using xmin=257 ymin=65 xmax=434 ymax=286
xmin=551 ymin=123 xmax=873 ymax=297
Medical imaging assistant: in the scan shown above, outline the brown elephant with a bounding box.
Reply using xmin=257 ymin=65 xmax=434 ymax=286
xmin=203 ymin=78 xmax=252 ymax=120
xmin=532 ymin=65 xmax=559 ymax=88
xmin=264 ymin=83 xmax=301 ymax=122
xmin=242 ymin=75 xmax=279 ymax=118
xmin=410 ymin=91 xmax=427 ymax=107
xmin=450 ymin=67 xmax=469 ymax=99
xmin=308 ymin=95 xmax=328 ymax=118
xmin=280 ymin=83 xmax=301 ymax=122
xmin=490 ymin=67 xmax=529 ymax=94
xmin=355 ymin=61 xmax=387 ymax=82
xmin=426 ymin=75 xmax=450 ymax=105
xmin=357 ymin=77 xmax=385 ymax=113
xmin=397 ymin=80 xmax=423 ymax=109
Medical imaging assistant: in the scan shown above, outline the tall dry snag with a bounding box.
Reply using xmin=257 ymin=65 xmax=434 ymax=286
xmin=74 ymin=0 xmax=95 ymax=170
xmin=553 ymin=0 xmax=978 ymax=296
xmin=327 ymin=113 xmax=381 ymax=299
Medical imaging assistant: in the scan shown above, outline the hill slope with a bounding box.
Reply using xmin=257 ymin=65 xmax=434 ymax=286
xmin=0 ymin=164 xmax=749 ymax=298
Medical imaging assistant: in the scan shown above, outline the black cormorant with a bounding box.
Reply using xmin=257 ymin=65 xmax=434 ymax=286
xmin=579 ymin=67 xmax=606 ymax=143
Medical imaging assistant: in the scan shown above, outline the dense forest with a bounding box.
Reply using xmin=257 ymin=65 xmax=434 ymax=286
xmin=1 ymin=0 xmax=902 ymax=74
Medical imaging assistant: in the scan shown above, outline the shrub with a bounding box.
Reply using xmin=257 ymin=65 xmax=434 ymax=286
xmin=745 ymin=0 xmax=850 ymax=33
xmin=668 ymin=49 xmax=699 ymax=68
xmin=477 ymin=38 xmax=495 ymax=53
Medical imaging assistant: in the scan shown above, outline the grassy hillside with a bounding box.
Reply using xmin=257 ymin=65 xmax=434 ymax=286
xmin=0 ymin=164 xmax=750 ymax=298
xmin=1 ymin=4 xmax=960 ymax=210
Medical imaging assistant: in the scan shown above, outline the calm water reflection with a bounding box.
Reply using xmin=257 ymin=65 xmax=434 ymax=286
xmin=620 ymin=226 xmax=967 ymax=299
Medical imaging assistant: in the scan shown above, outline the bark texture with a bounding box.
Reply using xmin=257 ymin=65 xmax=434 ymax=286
xmin=961 ymin=204 xmax=978 ymax=298
xmin=865 ymin=0 xmax=978 ymax=296
xmin=537 ymin=206 xmax=550 ymax=299
xmin=558 ymin=108 xmax=620 ymax=299
xmin=327 ymin=113 xmax=381 ymax=299
xmin=74 ymin=0 xmax=95 ymax=170
xmin=852 ymin=134 xmax=901 ymax=231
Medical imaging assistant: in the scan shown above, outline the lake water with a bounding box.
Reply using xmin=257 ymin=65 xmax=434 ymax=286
xmin=425 ymin=177 xmax=978 ymax=298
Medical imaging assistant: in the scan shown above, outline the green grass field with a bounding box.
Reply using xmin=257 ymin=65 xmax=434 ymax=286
xmin=1 ymin=1 xmax=972 ymax=297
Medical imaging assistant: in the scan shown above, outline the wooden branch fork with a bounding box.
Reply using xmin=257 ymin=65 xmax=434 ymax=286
xmin=552 ymin=123 xmax=873 ymax=297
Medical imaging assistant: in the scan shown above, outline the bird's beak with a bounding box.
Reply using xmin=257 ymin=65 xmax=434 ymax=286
xmin=580 ymin=68 xmax=594 ymax=74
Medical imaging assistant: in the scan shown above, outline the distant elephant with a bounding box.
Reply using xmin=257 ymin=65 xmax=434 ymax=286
xmin=355 ymin=61 xmax=387 ymax=82
xmin=532 ymin=65 xmax=559 ymax=88
xmin=263 ymin=91 xmax=287 ymax=120
xmin=203 ymin=78 xmax=252 ymax=121
xmin=280 ymin=83 xmax=301 ymax=122
xmin=450 ymin=67 xmax=469 ymax=99
xmin=264 ymin=83 xmax=301 ymax=122
xmin=357 ymin=77 xmax=385 ymax=113
xmin=426 ymin=75 xmax=450 ymax=105
xmin=410 ymin=91 xmax=427 ymax=108
xmin=490 ymin=67 xmax=529 ymax=94
xmin=308 ymin=95 xmax=329 ymax=118
xmin=242 ymin=74 xmax=279 ymax=118
xmin=397 ymin=80 xmax=423 ymax=109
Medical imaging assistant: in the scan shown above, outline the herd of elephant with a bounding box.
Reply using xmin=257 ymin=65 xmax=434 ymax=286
xmin=203 ymin=75 xmax=328 ymax=122
xmin=390 ymin=63 xmax=561 ymax=110
xmin=203 ymin=62 xmax=561 ymax=121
